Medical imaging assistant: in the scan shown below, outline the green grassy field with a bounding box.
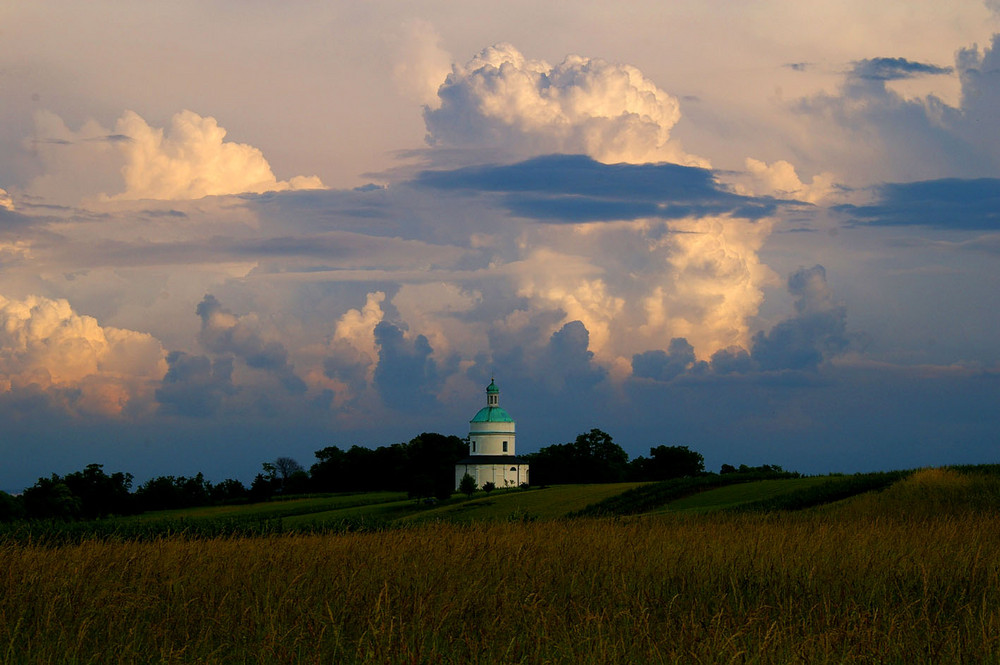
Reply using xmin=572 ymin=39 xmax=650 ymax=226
xmin=127 ymin=491 xmax=409 ymax=523
xmin=3 ymin=468 xmax=1000 ymax=663
xmin=0 ymin=471 xmax=913 ymax=542
xmin=652 ymin=476 xmax=832 ymax=513
xmin=401 ymin=482 xmax=649 ymax=523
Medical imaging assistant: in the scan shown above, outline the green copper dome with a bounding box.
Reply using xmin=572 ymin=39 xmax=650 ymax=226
xmin=470 ymin=406 xmax=514 ymax=423
xmin=473 ymin=378 xmax=511 ymax=422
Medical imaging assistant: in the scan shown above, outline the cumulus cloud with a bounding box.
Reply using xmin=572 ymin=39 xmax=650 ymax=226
xmin=424 ymin=43 xmax=707 ymax=166
xmin=730 ymin=158 xmax=836 ymax=204
xmin=650 ymin=215 xmax=778 ymax=357
xmin=953 ymin=34 xmax=1000 ymax=170
xmin=0 ymin=188 xmax=13 ymax=211
xmin=476 ymin=314 xmax=607 ymax=397
xmin=196 ymin=294 xmax=306 ymax=394
xmin=323 ymin=291 xmax=386 ymax=403
xmin=29 ymin=109 xmax=323 ymax=203
xmin=111 ymin=110 xmax=324 ymax=200
xmin=502 ymin=212 xmax=777 ymax=376
xmin=0 ymin=294 xmax=167 ymax=416
xmin=630 ymin=265 xmax=850 ymax=380
xmin=391 ymin=282 xmax=483 ymax=360
xmin=155 ymin=352 xmax=235 ymax=418
xmin=632 ymin=337 xmax=704 ymax=382
xmin=542 ymin=320 xmax=608 ymax=391
xmin=708 ymin=345 xmax=756 ymax=375
xmin=329 ymin=291 xmax=386 ymax=371
xmin=372 ymin=320 xmax=439 ymax=410
xmin=750 ymin=265 xmax=849 ymax=371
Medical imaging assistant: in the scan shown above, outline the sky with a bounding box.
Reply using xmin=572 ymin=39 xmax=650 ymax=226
xmin=1 ymin=1 xmax=999 ymax=491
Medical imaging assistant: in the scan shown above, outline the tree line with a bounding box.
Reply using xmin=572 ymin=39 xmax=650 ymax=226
xmin=0 ymin=428 xmax=785 ymax=522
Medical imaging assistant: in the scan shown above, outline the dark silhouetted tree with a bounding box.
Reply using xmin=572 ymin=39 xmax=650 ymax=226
xmin=310 ymin=446 xmax=346 ymax=492
xmin=0 ymin=491 xmax=24 ymax=522
xmin=273 ymin=457 xmax=304 ymax=481
xmin=310 ymin=433 xmax=466 ymax=495
xmin=526 ymin=429 xmax=628 ymax=485
xmin=210 ymin=478 xmax=248 ymax=503
xmin=135 ymin=473 xmax=213 ymax=512
xmin=62 ymin=463 xmax=135 ymax=518
xmin=21 ymin=476 xmax=81 ymax=520
xmin=283 ymin=470 xmax=311 ymax=495
xmin=404 ymin=432 xmax=468 ymax=499
xmin=629 ymin=445 xmax=705 ymax=481
xmin=248 ymin=474 xmax=271 ymax=502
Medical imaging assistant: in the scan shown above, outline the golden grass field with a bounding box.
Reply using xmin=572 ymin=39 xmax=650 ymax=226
xmin=2 ymin=468 xmax=999 ymax=664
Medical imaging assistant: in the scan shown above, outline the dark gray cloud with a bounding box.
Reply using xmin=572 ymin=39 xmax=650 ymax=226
xmin=709 ymin=346 xmax=756 ymax=375
xmin=415 ymin=154 xmax=782 ymax=221
xmin=372 ymin=321 xmax=439 ymax=410
xmin=463 ymin=316 xmax=609 ymax=407
xmin=852 ymin=57 xmax=953 ymax=81
xmin=546 ymin=321 xmax=608 ymax=390
xmin=836 ymin=178 xmax=1000 ymax=229
xmin=155 ymin=352 xmax=235 ymax=418
xmin=196 ymin=295 xmax=307 ymax=394
xmin=750 ymin=265 xmax=848 ymax=371
xmin=632 ymin=338 xmax=706 ymax=382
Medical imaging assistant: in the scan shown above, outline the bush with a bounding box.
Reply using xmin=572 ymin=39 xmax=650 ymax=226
xmin=459 ymin=473 xmax=477 ymax=498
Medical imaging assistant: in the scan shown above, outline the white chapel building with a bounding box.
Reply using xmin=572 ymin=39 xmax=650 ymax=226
xmin=454 ymin=379 xmax=529 ymax=490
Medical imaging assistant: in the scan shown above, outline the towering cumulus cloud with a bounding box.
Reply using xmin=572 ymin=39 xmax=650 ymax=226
xmin=0 ymin=295 xmax=167 ymax=416
xmin=511 ymin=214 xmax=776 ymax=371
xmin=425 ymin=43 xmax=707 ymax=166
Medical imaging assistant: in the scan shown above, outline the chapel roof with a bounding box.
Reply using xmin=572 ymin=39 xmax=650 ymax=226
xmin=470 ymin=406 xmax=514 ymax=423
